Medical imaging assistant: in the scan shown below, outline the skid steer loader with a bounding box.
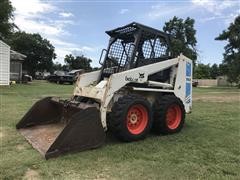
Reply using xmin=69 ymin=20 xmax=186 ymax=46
xmin=17 ymin=22 xmax=192 ymax=159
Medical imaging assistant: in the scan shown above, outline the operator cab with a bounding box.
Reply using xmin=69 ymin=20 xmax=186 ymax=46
xmin=100 ymin=22 xmax=172 ymax=81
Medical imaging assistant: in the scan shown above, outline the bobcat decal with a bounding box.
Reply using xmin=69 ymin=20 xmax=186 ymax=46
xmin=139 ymin=73 xmax=145 ymax=79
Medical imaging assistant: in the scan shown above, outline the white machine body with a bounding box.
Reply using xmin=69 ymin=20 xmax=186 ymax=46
xmin=73 ymin=54 xmax=192 ymax=130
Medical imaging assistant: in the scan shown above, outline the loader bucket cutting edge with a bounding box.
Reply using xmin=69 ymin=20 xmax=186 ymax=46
xmin=16 ymin=97 xmax=106 ymax=159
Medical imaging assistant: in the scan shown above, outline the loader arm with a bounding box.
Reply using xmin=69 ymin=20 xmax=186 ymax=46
xmin=75 ymin=70 xmax=101 ymax=87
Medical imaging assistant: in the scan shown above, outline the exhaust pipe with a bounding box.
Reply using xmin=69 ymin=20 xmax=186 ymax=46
xmin=16 ymin=97 xmax=105 ymax=159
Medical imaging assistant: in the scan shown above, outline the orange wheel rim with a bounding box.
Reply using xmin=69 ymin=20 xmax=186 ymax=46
xmin=166 ymin=104 xmax=182 ymax=130
xmin=126 ymin=104 xmax=148 ymax=135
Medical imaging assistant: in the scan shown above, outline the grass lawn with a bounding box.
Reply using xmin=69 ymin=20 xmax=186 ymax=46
xmin=1 ymin=81 xmax=240 ymax=179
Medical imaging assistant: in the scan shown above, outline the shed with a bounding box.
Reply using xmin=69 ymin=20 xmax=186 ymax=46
xmin=0 ymin=40 xmax=10 ymax=85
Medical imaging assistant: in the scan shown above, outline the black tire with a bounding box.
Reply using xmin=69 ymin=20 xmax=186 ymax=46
xmin=108 ymin=94 xmax=152 ymax=142
xmin=153 ymin=95 xmax=185 ymax=134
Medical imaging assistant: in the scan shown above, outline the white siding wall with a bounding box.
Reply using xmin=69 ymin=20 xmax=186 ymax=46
xmin=0 ymin=41 xmax=10 ymax=85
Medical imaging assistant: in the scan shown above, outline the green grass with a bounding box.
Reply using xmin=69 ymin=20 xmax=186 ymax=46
xmin=1 ymin=81 xmax=240 ymax=179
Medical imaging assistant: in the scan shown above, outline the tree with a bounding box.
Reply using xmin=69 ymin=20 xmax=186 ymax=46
xmin=0 ymin=0 xmax=16 ymax=40
xmin=53 ymin=62 xmax=62 ymax=71
xmin=215 ymin=15 xmax=240 ymax=86
xmin=64 ymin=54 xmax=92 ymax=71
xmin=64 ymin=54 xmax=75 ymax=70
xmin=218 ymin=63 xmax=228 ymax=76
xmin=210 ymin=63 xmax=220 ymax=79
xmin=9 ymin=31 xmax=56 ymax=76
xmin=194 ymin=63 xmax=211 ymax=79
xmin=163 ymin=16 xmax=197 ymax=66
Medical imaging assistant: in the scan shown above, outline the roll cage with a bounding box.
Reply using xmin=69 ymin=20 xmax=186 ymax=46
xmin=99 ymin=22 xmax=172 ymax=79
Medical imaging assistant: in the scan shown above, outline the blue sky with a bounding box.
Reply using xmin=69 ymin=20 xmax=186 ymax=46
xmin=11 ymin=0 xmax=240 ymax=67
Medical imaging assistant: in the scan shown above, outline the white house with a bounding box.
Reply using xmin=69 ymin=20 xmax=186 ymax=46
xmin=0 ymin=40 xmax=10 ymax=85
